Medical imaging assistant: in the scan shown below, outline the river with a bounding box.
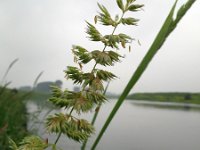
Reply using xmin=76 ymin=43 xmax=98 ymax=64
xmin=27 ymin=100 xmax=200 ymax=150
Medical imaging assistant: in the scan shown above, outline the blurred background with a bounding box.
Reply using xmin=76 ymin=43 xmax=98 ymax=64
xmin=1 ymin=0 xmax=200 ymax=93
xmin=0 ymin=0 xmax=200 ymax=150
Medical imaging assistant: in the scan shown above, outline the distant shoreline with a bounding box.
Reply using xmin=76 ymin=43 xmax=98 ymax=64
xmin=126 ymin=92 xmax=200 ymax=105
xmin=29 ymin=91 xmax=200 ymax=105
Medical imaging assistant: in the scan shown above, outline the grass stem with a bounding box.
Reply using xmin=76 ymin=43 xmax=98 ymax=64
xmin=91 ymin=0 xmax=196 ymax=149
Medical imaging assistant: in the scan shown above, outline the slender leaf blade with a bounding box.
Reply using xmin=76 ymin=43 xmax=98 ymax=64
xmin=91 ymin=0 xmax=197 ymax=149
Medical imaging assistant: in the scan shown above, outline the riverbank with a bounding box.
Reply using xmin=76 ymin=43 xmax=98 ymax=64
xmin=127 ymin=92 xmax=200 ymax=105
xmin=29 ymin=91 xmax=200 ymax=105
xmin=0 ymin=87 xmax=29 ymax=149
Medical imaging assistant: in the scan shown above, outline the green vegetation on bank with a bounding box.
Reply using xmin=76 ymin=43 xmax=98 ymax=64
xmin=29 ymin=91 xmax=200 ymax=105
xmin=127 ymin=92 xmax=200 ymax=104
xmin=30 ymin=91 xmax=51 ymax=101
xmin=0 ymin=87 xmax=29 ymax=150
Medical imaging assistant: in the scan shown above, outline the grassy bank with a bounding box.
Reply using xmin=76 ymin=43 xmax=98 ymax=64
xmin=30 ymin=91 xmax=51 ymax=100
xmin=0 ymin=87 xmax=29 ymax=150
xmin=127 ymin=92 xmax=200 ymax=104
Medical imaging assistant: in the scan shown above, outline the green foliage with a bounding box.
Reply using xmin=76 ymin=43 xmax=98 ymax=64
xmin=8 ymin=136 xmax=48 ymax=150
xmin=8 ymin=138 xmax=18 ymax=150
xmin=19 ymin=136 xmax=47 ymax=150
xmin=46 ymin=113 xmax=94 ymax=142
xmin=0 ymin=87 xmax=29 ymax=150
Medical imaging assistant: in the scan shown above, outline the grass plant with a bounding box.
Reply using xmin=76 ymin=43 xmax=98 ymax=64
xmin=8 ymin=0 xmax=197 ymax=150
xmin=0 ymin=58 xmax=18 ymax=85
xmin=0 ymin=60 xmax=45 ymax=150
xmin=0 ymin=87 xmax=29 ymax=150
xmin=0 ymin=59 xmax=29 ymax=150
xmin=45 ymin=0 xmax=143 ymax=149
xmin=11 ymin=0 xmax=144 ymax=149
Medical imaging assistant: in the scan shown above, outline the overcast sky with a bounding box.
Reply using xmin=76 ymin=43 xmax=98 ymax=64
xmin=0 ymin=0 xmax=199 ymax=93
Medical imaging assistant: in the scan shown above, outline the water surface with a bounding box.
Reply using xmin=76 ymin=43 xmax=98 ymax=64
xmin=27 ymin=100 xmax=200 ymax=150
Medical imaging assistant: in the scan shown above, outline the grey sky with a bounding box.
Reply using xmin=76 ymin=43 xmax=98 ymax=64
xmin=0 ymin=0 xmax=199 ymax=93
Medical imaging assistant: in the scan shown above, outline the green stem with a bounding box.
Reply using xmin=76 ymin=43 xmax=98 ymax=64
xmin=54 ymin=132 xmax=62 ymax=145
xmin=91 ymin=0 xmax=196 ymax=149
xmin=91 ymin=81 xmax=110 ymax=125
xmin=81 ymin=81 xmax=110 ymax=150
xmin=69 ymin=107 xmax=74 ymax=115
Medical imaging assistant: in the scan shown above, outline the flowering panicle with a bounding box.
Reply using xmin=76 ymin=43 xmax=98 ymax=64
xmin=46 ymin=0 xmax=143 ymax=146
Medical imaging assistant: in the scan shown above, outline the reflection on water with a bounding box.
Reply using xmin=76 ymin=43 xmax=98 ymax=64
xmin=27 ymin=100 xmax=200 ymax=150
xmin=131 ymin=100 xmax=200 ymax=111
